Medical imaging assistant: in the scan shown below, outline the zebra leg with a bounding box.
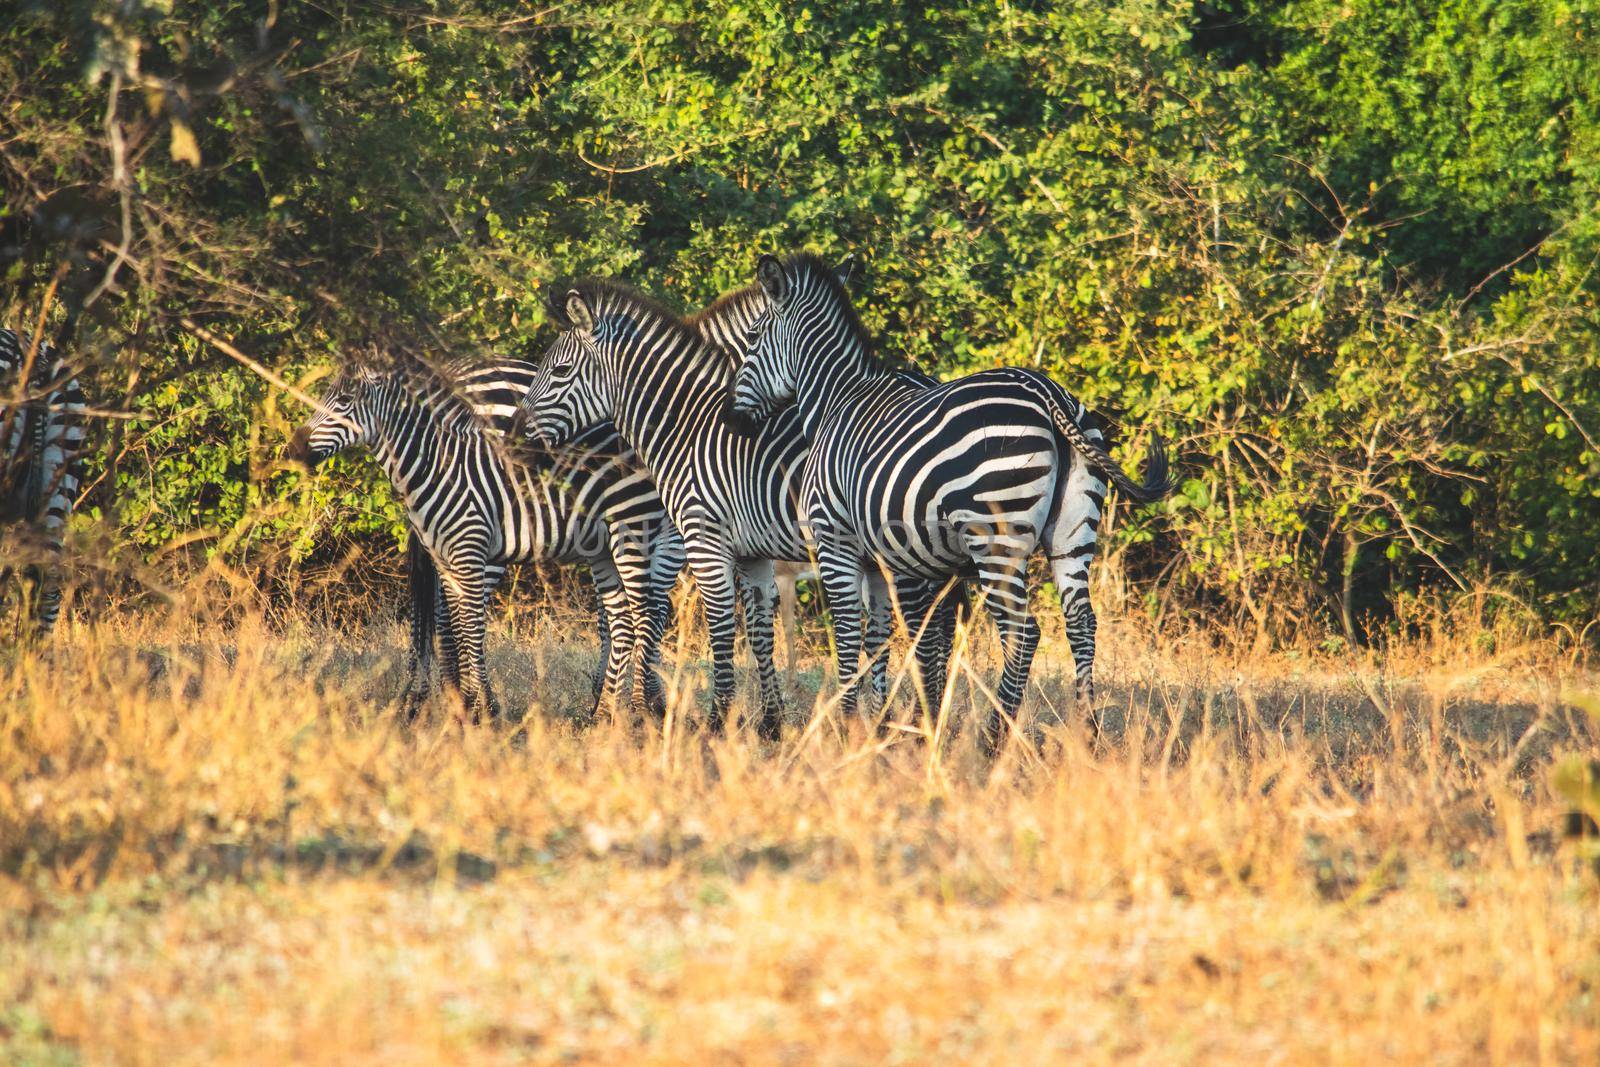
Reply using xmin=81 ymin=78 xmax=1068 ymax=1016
xmin=932 ymin=585 xmax=961 ymax=709
xmin=608 ymin=524 xmax=672 ymax=722
xmin=897 ymin=575 xmax=953 ymax=722
xmin=438 ymin=565 xmax=500 ymax=723
xmin=815 ymin=540 xmax=867 ymax=718
xmin=17 ymin=561 xmax=62 ymax=638
xmin=30 ymin=564 xmax=62 ymax=635
xmin=973 ymin=555 xmax=1041 ymax=756
xmin=588 ymin=558 xmax=636 ymax=724
xmin=1044 ymin=450 xmax=1106 ymax=711
xmin=636 ymin=524 xmax=685 ymax=720
xmin=735 ymin=557 xmax=784 ymax=741
xmin=1060 ymin=581 xmax=1097 ymax=708
xmin=591 ymin=580 xmax=610 ymax=711
xmin=30 ymin=381 xmax=83 ymax=637
xmin=403 ymin=528 xmax=438 ymax=719
xmin=681 ymin=531 xmax=740 ymax=732
xmin=863 ymin=568 xmax=892 ymax=711
xmin=22 ymin=484 xmax=70 ymax=638
xmin=434 ymin=573 xmax=462 ymax=700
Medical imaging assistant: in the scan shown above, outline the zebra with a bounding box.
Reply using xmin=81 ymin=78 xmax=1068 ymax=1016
xmin=287 ymin=356 xmax=683 ymax=723
xmin=1 ymin=328 xmax=87 ymax=636
xmin=398 ymin=356 xmax=682 ymax=719
xmin=684 ymin=267 xmax=965 ymax=715
xmin=518 ymin=275 xmax=959 ymax=739
xmin=731 ymin=253 xmax=1173 ymax=751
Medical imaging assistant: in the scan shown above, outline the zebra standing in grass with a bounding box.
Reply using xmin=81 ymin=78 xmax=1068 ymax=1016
xmin=685 ymin=268 xmax=965 ymax=714
xmin=519 ymin=277 xmax=958 ymax=739
xmin=288 ymin=356 xmax=682 ymax=722
xmin=732 ymin=254 xmax=1173 ymax=750
xmin=1 ymin=328 xmax=87 ymax=636
xmin=400 ymin=357 xmax=681 ymax=717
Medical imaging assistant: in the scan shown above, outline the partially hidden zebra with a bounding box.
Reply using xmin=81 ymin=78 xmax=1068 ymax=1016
xmin=518 ymin=274 xmax=960 ymax=740
xmin=1 ymin=328 xmax=87 ymax=636
xmin=288 ymin=356 xmax=683 ymax=722
xmin=398 ymin=356 xmax=681 ymax=719
xmin=686 ymin=265 xmax=964 ymax=714
xmin=731 ymin=253 xmax=1173 ymax=751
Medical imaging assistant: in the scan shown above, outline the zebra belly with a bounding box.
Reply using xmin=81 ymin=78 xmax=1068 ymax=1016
xmin=499 ymin=488 xmax=609 ymax=568
xmin=833 ymin=425 xmax=1060 ymax=577
xmin=658 ymin=479 xmax=808 ymax=564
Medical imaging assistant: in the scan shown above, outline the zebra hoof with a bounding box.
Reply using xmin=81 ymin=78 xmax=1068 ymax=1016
xmin=639 ymin=682 xmax=668 ymax=722
xmin=977 ymin=715 xmax=1005 ymax=760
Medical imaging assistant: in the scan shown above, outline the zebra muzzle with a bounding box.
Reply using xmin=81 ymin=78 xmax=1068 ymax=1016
xmin=285 ymin=426 xmax=318 ymax=469
xmin=507 ymin=406 xmax=535 ymax=443
xmin=724 ymin=394 xmax=759 ymax=433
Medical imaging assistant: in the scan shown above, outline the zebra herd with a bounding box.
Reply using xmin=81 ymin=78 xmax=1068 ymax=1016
xmin=293 ymin=252 xmax=1171 ymax=750
xmin=4 ymin=251 xmax=1170 ymax=753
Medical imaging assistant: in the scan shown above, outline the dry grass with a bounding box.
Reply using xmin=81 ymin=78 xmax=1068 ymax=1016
xmin=1 ymin=600 xmax=1597 ymax=1066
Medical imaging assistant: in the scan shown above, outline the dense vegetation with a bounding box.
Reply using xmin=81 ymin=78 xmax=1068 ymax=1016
xmin=3 ymin=0 xmax=1597 ymax=640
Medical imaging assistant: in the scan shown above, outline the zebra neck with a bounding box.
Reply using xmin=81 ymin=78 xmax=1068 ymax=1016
xmin=691 ymin=290 xmax=763 ymax=360
xmin=605 ymin=336 xmax=732 ymax=464
xmin=794 ymin=332 xmax=884 ymax=439
xmin=368 ymin=400 xmax=473 ymax=513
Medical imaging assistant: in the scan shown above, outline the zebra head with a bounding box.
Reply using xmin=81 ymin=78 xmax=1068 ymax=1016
xmin=287 ymin=366 xmax=384 ymax=468
xmin=729 ymin=254 xmax=805 ymax=423
xmin=518 ymin=288 xmax=614 ymax=446
xmin=733 ymin=253 xmax=866 ymax=424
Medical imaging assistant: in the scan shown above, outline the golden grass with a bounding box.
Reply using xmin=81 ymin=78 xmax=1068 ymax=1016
xmin=1 ymin=603 xmax=1597 ymax=1065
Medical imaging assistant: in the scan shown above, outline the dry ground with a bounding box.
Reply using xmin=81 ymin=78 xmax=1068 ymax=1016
xmin=1 ymin=601 xmax=1597 ymax=1065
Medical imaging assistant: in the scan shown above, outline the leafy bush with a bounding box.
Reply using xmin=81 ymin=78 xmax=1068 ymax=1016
xmin=3 ymin=0 xmax=1596 ymax=636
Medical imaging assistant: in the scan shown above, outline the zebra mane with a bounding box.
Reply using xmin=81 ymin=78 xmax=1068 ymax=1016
xmin=684 ymin=279 xmax=763 ymax=332
xmin=362 ymin=353 xmax=485 ymax=433
xmin=781 ymin=252 xmax=876 ymax=358
xmin=564 ymin=278 xmax=705 ymax=351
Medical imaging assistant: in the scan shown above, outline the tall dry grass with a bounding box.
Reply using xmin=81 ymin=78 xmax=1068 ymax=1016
xmin=1 ymin=592 xmax=1596 ymax=1065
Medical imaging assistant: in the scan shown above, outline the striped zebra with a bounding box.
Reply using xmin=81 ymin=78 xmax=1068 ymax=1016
xmin=731 ymin=253 xmax=1173 ymax=750
xmin=519 ymin=275 xmax=960 ymax=739
xmin=1 ymin=328 xmax=87 ymax=636
xmin=398 ymin=357 xmax=681 ymax=719
xmin=685 ymin=268 xmax=964 ymax=715
xmin=288 ymin=356 xmax=682 ymax=723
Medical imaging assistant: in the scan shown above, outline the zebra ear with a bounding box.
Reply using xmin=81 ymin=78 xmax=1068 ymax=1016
xmin=544 ymin=285 xmax=570 ymax=328
xmin=757 ymin=254 xmax=788 ymax=304
xmin=353 ymin=344 xmax=389 ymax=377
xmin=833 ymin=254 xmax=862 ymax=291
xmin=565 ymin=290 xmax=596 ymax=333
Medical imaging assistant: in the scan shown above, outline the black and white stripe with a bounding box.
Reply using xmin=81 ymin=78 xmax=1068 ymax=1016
xmin=1 ymin=328 xmax=87 ymax=635
xmin=732 ymin=254 xmax=1173 ymax=750
xmin=518 ymin=277 xmax=959 ymax=737
xmin=688 ymin=271 xmax=963 ymax=716
xmin=401 ymin=357 xmax=684 ymax=719
xmin=289 ymin=357 xmax=682 ymax=722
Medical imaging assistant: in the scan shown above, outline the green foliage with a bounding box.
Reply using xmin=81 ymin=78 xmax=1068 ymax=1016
xmin=3 ymin=0 xmax=1597 ymax=635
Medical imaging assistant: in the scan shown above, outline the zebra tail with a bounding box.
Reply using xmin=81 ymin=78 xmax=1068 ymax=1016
xmin=408 ymin=526 xmax=437 ymax=664
xmin=1041 ymin=384 xmax=1175 ymax=503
